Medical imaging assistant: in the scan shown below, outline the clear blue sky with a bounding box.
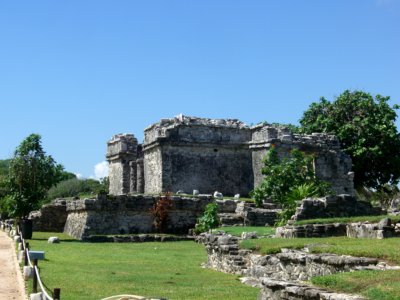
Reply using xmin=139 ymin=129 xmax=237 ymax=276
xmin=1 ymin=0 xmax=399 ymax=178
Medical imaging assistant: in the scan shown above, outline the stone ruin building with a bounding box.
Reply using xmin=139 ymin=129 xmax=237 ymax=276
xmin=107 ymin=115 xmax=355 ymax=197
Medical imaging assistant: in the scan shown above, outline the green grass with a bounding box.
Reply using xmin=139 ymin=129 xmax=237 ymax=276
xmin=214 ymin=226 xmax=275 ymax=237
xmin=294 ymin=215 xmax=400 ymax=226
xmin=241 ymin=236 xmax=400 ymax=263
xmin=25 ymin=232 xmax=258 ymax=300
xmin=311 ymin=270 xmax=400 ymax=300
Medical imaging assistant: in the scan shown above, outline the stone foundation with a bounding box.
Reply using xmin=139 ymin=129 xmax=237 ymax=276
xmin=64 ymin=194 xmax=214 ymax=239
xmin=196 ymin=233 xmax=398 ymax=300
xmin=276 ymin=218 xmax=400 ymax=239
xmin=292 ymin=195 xmax=381 ymax=222
xmin=29 ymin=199 xmax=69 ymax=232
xmin=258 ymin=278 xmax=365 ymax=300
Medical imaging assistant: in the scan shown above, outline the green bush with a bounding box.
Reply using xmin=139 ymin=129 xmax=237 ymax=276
xmin=251 ymin=148 xmax=331 ymax=225
xmin=194 ymin=202 xmax=219 ymax=234
xmin=46 ymin=178 xmax=108 ymax=201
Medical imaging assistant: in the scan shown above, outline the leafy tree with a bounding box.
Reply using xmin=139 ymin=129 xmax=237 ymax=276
xmin=0 ymin=159 xmax=11 ymax=178
xmin=7 ymin=134 xmax=64 ymax=218
xmin=299 ymin=90 xmax=400 ymax=190
xmin=251 ymin=148 xmax=331 ymax=224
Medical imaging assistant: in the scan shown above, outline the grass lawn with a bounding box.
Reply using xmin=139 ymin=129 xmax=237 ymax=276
xmin=25 ymin=232 xmax=259 ymax=300
xmin=214 ymin=226 xmax=275 ymax=237
xmin=294 ymin=215 xmax=400 ymax=226
xmin=311 ymin=270 xmax=400 ymax=300
xmin=241 ymin=236 xmax=400 ymax=263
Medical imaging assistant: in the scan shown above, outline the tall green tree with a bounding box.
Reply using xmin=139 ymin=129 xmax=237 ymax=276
xmin=300 ymin=90 xmax=400 ymax=190
xmin=7 ymin=134 xmax=64 ymax=218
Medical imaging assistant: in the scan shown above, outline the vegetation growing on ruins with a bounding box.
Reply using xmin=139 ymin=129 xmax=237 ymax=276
xmin=150 ymin=192 xmax=173 ymax=232
xmin=194 ymin=202 xmax=220 ymax=234
xmin=26 ymin=231 xmax=259 ymax=300
xmin=251 ymin=148 xmax=331 ymax=224
xmin=300 ymin=90 xmax=400 ymax=191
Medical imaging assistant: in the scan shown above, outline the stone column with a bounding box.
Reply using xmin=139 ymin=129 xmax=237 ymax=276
xmin=129 ymin=161 xmax=137 ymax=194
xmin=136 ymin=158 xmax=144 ymax=193
xmin=106 ymin=134 xmax=138 ymax=195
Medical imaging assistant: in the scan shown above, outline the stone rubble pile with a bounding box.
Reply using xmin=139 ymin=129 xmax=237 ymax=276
xmin=196 ymin=233 xmax=399 ymax=300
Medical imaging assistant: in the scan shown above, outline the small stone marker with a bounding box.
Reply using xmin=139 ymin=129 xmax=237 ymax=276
xmin=193 ymin=189 xmax=199 ymax=196
xmin=241 ymin=231 xmax=258 ymax=240
xmin=13 ymin=235 xmax=21 ymax=243
xmin=234 ymin=194 xmax=240 ymax=199
xmin=213 ymin=191 xmax=223 ymax=199
xmin=29 ymin=251 xmax=45 ymax=260
xmin=48 ymin=236 xmax=60 ymax=243
xmin=30 ymin=292 xmax=44 ymax=300
xmin=176 ymin=190 xmax=185 ymax=195
xmin=23 ymin=266 xmax=33 ymax=280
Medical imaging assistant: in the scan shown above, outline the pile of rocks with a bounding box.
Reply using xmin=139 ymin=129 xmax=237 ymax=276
xmin=196 ymin=233 xmax=399 ymax=300
xmin=292 ymin=194 xmax=382 ymax=222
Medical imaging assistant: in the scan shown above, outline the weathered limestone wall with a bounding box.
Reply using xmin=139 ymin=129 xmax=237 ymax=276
xmin=143 ymin=147 xmax=162 ymax=194
xmin=197 ymin=233 xmax=397 ymax=300
xmin=107 ymin=115 xmax=356 ymax=198
xmin=276 ymin=218 xmax=400 ymax=239
xmin=250 ymin=125 xmax=355 ymax=196
xmin=29 ymin=199 xmax=69 ymax=232
xmin=292 ymin=195 xmax=381 ymax=222
xmin=143 ymin=116 xmax=253 ymax=195
xmin=107 ymin=134 xmax=138 ymax=195
xmin=64 ymin=194 xmax=213 ymax=239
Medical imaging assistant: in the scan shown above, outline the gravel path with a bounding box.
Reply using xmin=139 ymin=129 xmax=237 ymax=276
xmin=0 ymin=231 xmax=27 ymax=300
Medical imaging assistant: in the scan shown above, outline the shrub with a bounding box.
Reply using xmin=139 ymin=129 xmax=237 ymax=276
xmin=150 ymin=192 xmax=173 ymax=233
xmin=194 ymin=202 xmax=219 ymax=234
xmin=252 ymin=148 xmax=332 ymax=225
xmin=46 ymin=178 xmax=108 ymax=201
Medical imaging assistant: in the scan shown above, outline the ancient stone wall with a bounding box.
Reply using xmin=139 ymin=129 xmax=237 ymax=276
xmin=107 ymin=115 xmax=355 ymax=198
xmin=276 ymin=218 xmax=400 ymax=239
xmin=197 ymin=233 xmax=397 ymax=300
xmin=64 ymin=194 xmax=213 ymax=240
xmin=250 ymin=125 xmax=354 ymax=196
xmin=143 ymin=115 xmax=253 ymax=195
xmin=107 ymin=134 xmax=138 ymax=195
xmin=292 ymin=195 xmax=381 ymax=222
xmin=29 ymin=199 xmax=69 ymax=232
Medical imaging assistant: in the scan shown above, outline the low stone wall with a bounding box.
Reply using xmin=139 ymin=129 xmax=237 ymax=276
xmin=276 ymin=223 xmax=347 ymax=238
xmin=258 ymin=278 xmax=365 ymax=300
xmin=64 ymin=194 xmax=213 ymax=239
xmin=276 ymin=218 xmax=400 ymax=239
xmin=196 ymin=233 xmax=398 ymax=300
xmin=29 ymin=199 xmax=69 ymax=232
xmin=347 ymin=218 xmax=400 ymax=238
xmin=292 ymin=195 xmax=381 ymax=222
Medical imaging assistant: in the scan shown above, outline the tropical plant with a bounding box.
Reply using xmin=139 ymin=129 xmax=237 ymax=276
xmin=194 ymin=202 xmax=219 ymax=234
xmin=252 ymin=148 xmax=331 ymax=224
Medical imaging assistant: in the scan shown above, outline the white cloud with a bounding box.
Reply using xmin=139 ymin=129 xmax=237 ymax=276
xmin=75 ymin=173 xmax=83 ymax=179
xmin=94 ymin=161 xmax=109 ymax=180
